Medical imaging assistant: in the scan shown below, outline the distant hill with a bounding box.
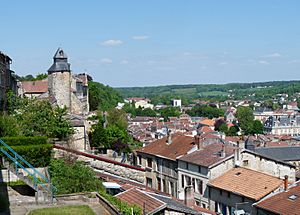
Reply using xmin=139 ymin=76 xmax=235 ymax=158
xmin=116 ymin=80 xmax=300 ymax=104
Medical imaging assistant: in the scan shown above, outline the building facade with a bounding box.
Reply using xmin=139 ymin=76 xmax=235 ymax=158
xmin=0 ymin=51 xmax=17 ymax=111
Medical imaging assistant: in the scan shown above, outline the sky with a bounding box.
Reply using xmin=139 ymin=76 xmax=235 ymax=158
xmin=1 ymin=1 xmax=300 ymax=87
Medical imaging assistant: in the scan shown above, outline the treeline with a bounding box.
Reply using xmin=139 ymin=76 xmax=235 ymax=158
xmin=117 ymin=80 xmax=300 ymax=104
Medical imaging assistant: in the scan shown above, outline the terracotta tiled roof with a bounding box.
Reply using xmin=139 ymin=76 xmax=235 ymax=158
xmin=135 ymin=134 xmax=196 ymax=161
xmin=21 ymin=80 xmax=48 ymax=93
xmin=255 ymin=181 xmax=300 ymax=215
xmin=264 ymin=141 xmax=289 ymax=147
xmin=199 ymin=126 xmax=214 ymax=133
xmin=199 ymin=119 xmax=215 ymax=126
xmin=116 ymin=188 xmax=165 ymax=214
xmin=209 ymin=167 xmax=283 ymax=201
xmin=178 ymin=143 xmax=235 ymax=167
xmin=225 ymin=136 xmax=240 ymax=143
xmin=201 ymin=133 xmax=220 ymax=140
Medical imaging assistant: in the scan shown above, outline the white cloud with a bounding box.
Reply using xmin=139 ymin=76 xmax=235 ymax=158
xmin=259 ymin=60 xmax=270 ymax=65
xmin=101 ymin=39 xmax=123 ymax=46
xmin=132 ymin=35 xmax=149 ymax=40
xmin=262 ymin=53 xmax=282 ymax=58
xmin=120 ymin=60 xmax=129 ymax=64
xmin=100 ymin=58 xmax=113 ymax=64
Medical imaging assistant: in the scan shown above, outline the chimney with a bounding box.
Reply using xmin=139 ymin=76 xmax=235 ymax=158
xmin=220 ymin=144 xmax=226 ymax=158
xmin=167 ymin=130 xmax=172 ymax=145
xmin=234 ymin=141 xmax=241 ymax=167
xmin=194 ymin=135 xmax=202 ymax=150
xmin=184 ymin=185 xmax=195 ymax=208
xmin=284 ymin=175 xmax=288 ymax=191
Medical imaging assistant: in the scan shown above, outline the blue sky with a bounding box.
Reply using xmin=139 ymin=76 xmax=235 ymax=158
xmin=1 ymin=1 xmax=300 ymax=87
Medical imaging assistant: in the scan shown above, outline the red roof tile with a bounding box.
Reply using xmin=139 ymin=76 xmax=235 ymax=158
xmin=209 ymin=167 xmax=283 ymax=201
xmin=255 ymin=181 xmax=300 ymax=214
xmin=178 ymin=143 xmax=235 ymax=167
xmin=21 ymin=80 xmax=48 ymax=93
xmin=136 ymin=134 xmax=196 ymax=161
xmin=116 ymin=188 xmax=165 ymax=214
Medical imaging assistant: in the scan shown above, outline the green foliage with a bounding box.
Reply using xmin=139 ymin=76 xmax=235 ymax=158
xmin=226 ymin=125 xmax=239 ymax=136
xmin=219 ymin=124 xmax=228 ymax=133
xmin=252 ymin=120 xmax=264 ymax=134
xmin=0 ymin=114 xmax=21 ymax=137
xmin=107 ymin=109 xmax=128 ymax=130
xmin=123 ymin=104 xmax=157 ymax=117
xmin=159 ymin=107 xmax=181 ymax=121
xmin=1 ymin=136 xmax=47 ymax=146
xmin=49 ymin=159 xmax=104 ymax=195
xmin=12 ymin=99 xmax=73 ymax=139
xmin=0 ymin=144 xmax=53 ymax=167
xmin=117 ymin=81 xmax=300 ymax=103
xmin=236 ymin=106 xmax=254 ymax=135
xmin=28 ymin=205 xmax=95 ymax=215
xmin=88 ymin=81 xmax=123 ymax=111
xmin=187 ymin=105 xmax=224 ymax=119
xmin=99 ymin=190 xmax=142 ymax=215
xmin=18 ymin=73 xmax=47 ymax=81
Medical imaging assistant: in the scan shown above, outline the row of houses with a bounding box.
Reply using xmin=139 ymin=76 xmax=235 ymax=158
xmin=134 ymin=133 xmax=298 ymax=214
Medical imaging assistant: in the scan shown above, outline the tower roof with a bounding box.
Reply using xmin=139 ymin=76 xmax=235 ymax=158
xmin=48 ymin=48 xmax=70 ymax=73
xmin=53 ymin=47 xmax=68 ymax=59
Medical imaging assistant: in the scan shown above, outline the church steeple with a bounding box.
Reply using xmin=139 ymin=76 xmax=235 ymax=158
xmin=48 ymin=48 xmax=70 ymax=74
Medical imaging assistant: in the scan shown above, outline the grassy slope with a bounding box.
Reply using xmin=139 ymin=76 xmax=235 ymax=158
xmin=28 ymin=205 xmax=95 ymax=215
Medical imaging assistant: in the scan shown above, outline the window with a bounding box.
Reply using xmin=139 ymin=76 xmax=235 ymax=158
xmin=192 ymin=178 xmax=195 ymax=190
xmin=138 ymin=156 xmax=142 ymax=165
xmin=243 ymin=160 xmax=249 ymax=166
xmin=186 ymin=176 xmax=191 ymax=186
xmin=147 ymin=158 xmax=152 ymax=168
xmin=157 ymin=177 xmax=161 ymax=191
xmin=227 ymin=192 xmax=231 ymax=198
xmin=197 ymin=179 xmax=203 ymax=195
xmin=170 ymin=181 xmax=175 ymax=196
xmin=181 ymin=174 xmax=185 ymax=188
xmin=146 ymin=177 xmax=152 ymax=188
xmin=198 ymin=166 xmax=202 ymax=173
xmin=162 ymin=179 xmax=167 ymax=192
xmin=185 ymin=162 xmax=189 ymax=169
xmin=220 ymin=189 xmax=223 ymax=195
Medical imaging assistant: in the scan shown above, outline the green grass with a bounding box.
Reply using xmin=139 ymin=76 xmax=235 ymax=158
xmin=28 ymin=205 xmax=95 ymax=215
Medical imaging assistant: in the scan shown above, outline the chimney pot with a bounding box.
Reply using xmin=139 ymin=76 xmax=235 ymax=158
xmin=184 ymin=185 xmax=195 ymax=208
xmin=284 ymin=175 xmax=288 ymax=191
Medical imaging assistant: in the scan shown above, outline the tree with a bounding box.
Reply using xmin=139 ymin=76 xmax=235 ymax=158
xmin=219 ymin=124 xmax=228 ymax=134
xmin=236 ymin=106 xmax=254 ymax=135
xmin=0 ymin=114 xmax=21 ymax=137
xmin=226 ymin=125 xmax=239 ymax=136
xmin=252 ymin=120 xmax=264 ymax=134
xmin=88 ymin=81 xmax=123 ymax=111
xmin=214 ymin=119 xmax=226 ymax=131
xmin=187 ymin=105 xmax=224 ymax=119
xmin=107 ymin=108 xmax=128 ymax=130
xmin=13 ymin=99 xmax=73 ymax=139
xmin=159 ymin=107 xmax=181 ymax=121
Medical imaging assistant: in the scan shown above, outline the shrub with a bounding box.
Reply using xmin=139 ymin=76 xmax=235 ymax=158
xmin=49 ymin=159 xmax=104 ymax=195
xmin=0 ymin=144 xmax=53 ymax=167
xmin=0 ymin=136 xmax=48 ymax=146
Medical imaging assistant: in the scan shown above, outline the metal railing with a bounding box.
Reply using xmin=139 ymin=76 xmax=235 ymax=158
xmin=0 ymin=139 xmax=56 ymax=198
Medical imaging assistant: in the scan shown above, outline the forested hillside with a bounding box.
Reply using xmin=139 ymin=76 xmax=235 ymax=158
xmin=117 ymin=80 xmax=300 ymax=103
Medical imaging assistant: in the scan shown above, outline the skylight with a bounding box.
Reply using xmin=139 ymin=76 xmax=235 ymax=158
xmin=288 ymin=195 xmax=298 ymax=201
